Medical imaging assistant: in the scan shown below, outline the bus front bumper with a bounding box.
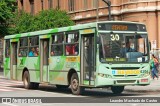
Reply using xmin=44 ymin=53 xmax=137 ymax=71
xmin=96 ymin=76 xmax=151 ymax=87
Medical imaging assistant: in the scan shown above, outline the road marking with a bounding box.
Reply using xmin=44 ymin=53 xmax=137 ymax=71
xmin=36 ymin=90 xmax=79 ymax=97
xmin=131 ymin=104 xmax=138 ymax=106
xmin=40 ymin=103 xmax=65 ymax=106
xmin=0 ymin=86 xmax=26 ymax=90
xmin=2 ymin=103 xmax=18 ymax=106
xmin=0 ymin=88 xmax=12 ymax=91
xmin=0 ymin=78 xmax=25 ymax=92
xmin=0 ymin=80 xmax=22 ymax=82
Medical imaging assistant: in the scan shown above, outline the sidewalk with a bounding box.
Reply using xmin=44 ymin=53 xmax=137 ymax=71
xmin=125 ymin=79 xmax=160 ymax=92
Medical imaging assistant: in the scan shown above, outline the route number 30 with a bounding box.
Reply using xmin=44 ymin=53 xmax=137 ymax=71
xmin=110 ymin=34 xmax=119 ymax=41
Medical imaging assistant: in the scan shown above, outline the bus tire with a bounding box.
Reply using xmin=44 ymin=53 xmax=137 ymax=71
xmin=32 ymin=83 xmax=39 ymax=89
xmin=23 ymin=71 xmax=33 ymax=89
xmin=70 ymin=73 xmax=84 ymax=95
xmin=111 ymin=86 xmax=124 ymax=94
xmin=56 ymin=85 xmax=69 ymax=89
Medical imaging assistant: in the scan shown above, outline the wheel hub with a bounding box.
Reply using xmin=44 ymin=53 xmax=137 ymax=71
xmin=72 ymin=79 xmax=78 ymax=90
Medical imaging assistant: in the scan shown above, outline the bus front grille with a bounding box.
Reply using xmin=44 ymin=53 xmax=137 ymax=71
xmin=113 ymin=75 xmax=138 ymax=77
xmin=116 ymin=80 xmax=136 ymax=83
xmin=111 ymin=67 xmax=139 ymax=70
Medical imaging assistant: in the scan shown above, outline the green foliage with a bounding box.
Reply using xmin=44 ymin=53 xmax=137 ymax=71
xmin=11 ymin=9 xmax=75 ymax=34
xmin=0 ymin=0 xmax=17 ymax=36
xmin=10 ymin=10 xmax=35 ymax=34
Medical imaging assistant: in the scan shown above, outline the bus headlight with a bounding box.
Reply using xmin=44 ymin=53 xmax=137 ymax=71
xmin=98 ymin=73 xmax=112 ymax=78
xmin=98 ymin=73 xmax=104 ymax=77
xmin=139 ymin=73 xmax=149 ymax=78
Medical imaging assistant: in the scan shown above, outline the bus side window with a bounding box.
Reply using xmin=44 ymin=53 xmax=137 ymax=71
xmin=74 ymin=33 xmax=79 ymax=55
xmin=51 ymin=33 xmax=63 ymax=56
xmin=28 ymin=36 xmax=39 ymax=57
xmin=65 ymin=31 xmax=79 ymax=56
xmin=66 ymin=45 xmax=75 ymax=55
xmin=18 ymin=37 xmax=28 ymax=57
xmin=5 ymin=40 xmax=10 ymax=57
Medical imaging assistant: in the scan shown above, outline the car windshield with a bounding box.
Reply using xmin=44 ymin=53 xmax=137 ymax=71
xmin=99 ymin=33 xmax=149 ymax=63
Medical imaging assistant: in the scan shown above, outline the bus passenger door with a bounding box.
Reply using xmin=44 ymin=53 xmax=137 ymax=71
xmin=10 ymin=41 xmax=18 ymax=80
xmin=40 ymin=39 xmax=49 ymax=82
xmin=80 ymin=33 xmax=95 ymax=86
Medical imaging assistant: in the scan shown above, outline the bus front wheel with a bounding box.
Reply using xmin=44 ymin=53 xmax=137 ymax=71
xmin=111 ymin=86 xmax=124 ymax=94
xmin=70 ymin=73 xmax=84 ymax=95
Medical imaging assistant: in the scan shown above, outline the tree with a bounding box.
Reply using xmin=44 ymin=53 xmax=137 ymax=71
xmin=11 ymin=9 xmax=75 ymax=34
xmin=11 ymin=10 xmax=35 ymax=34
xmin=33 ymin=9 xmax=75 ymax=31
xmin=0 ymin=0 xmax=16 ymax=36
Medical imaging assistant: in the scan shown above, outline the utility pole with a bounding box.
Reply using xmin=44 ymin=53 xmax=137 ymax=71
xmin=102 ymin=0 xmax=111 ymax=21
xmin=96 ymin=0 xmax=99 ymax=21
xmin=41 ymin=0 xmax=44 ymax=10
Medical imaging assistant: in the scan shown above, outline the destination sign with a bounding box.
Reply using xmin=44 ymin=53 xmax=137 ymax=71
xmin=98 ymin=23 xmax=146 ymax=32
xmin=112 ymin=25 xmax=128 ymax=31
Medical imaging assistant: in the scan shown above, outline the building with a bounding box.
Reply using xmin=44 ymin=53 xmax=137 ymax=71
xmin=17 ymin=0 xmax=160 ymax=49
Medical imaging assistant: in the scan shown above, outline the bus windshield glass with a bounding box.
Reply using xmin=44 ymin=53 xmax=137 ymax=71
xmin=99 ymin=33 xmax=149 ymax=63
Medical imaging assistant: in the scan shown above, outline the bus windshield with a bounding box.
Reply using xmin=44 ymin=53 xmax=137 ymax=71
xmin=99 ymin=33 xmax=149 ymax=63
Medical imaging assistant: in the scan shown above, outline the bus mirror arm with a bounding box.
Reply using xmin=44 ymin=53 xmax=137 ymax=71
xmin=96 ymin=36 xmax=100 ymax=44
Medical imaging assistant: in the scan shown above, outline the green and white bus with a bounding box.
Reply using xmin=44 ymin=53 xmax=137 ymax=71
xmin=3 ymin=21 xmax=151 ymax=95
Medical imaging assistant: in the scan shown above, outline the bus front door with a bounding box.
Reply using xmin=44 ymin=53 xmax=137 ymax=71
xmin=40 ymin=39 xmax=49 ymax=82
xmin=10 ymin=42 xmax=18 ymax=80
xmin=81 ymin=34 xmax=95 ymax=86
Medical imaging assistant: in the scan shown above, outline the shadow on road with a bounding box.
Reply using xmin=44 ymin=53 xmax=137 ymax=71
xmin=8 ymin=84 xmax=145 ymax=97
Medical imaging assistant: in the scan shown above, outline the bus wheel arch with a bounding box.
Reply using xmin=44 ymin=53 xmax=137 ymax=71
xmin=22 ymin=68 xmax=39 ymax=89
xmin=22 ymin=67 xmax=28 ymax=80
xmin=67 ymin=69 xmax=77 ymax=85
xmin=22 ymin=68 xmax=32 ymax=89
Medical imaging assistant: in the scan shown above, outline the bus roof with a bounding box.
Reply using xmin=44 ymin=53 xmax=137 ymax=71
xmin=4 ymin=21 xmax=145 ymax=39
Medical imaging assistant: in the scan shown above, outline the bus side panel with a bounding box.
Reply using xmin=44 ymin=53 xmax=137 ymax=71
xmin=4 ymin=57 xmax=11 ymax=79
xmin=49 ymin=71 xmax=68 ymax=85
xmin=27 ymin=57 xmax=40 ymax=83
xmin=49 ymin=56 xmax=68 ymax=85
xmin=49 ymin=56 xmax=80 ymax=85
xmin=17 ymin=57 xmax=27 ymax=81
xmin=64 ymin=57 xmax=80 ymax=83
